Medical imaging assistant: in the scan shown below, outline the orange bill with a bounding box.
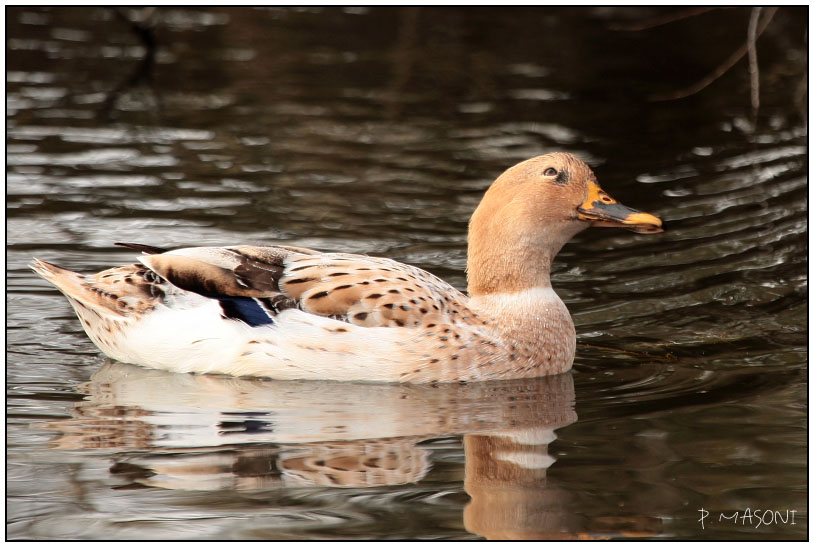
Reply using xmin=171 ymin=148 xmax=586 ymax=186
xmin=577 ymin=181 xmax=663 ymax=234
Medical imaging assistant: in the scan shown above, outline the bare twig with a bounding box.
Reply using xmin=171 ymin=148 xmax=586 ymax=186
xmin=650 ymin=6 xmax=779 ymax=101
xmin=609 ymin=7 xmax=723 ymax=31
xmin=747 ymin=7 xmax=762 ymax=116
xmin=793 ymin=26 xmax=807 ymax=121
xmin=99 ymin=7 xmax=161 ymax=120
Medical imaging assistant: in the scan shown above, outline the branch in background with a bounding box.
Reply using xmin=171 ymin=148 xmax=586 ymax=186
xmin=649 ymin=7 xmax=779 ymax=102
xmin=99 ymin=7 xmax=161 ymax=120
xmin=747 ymin=7 xmax=763 ymax=116
xmin=609 ymin=7 xmax=723 ymax=32
xmin=792 ymin=26 xmax=807 ymax=121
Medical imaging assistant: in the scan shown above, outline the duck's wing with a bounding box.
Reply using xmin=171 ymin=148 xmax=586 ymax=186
xmin=134 ymin=244 xmax=469 ymax=328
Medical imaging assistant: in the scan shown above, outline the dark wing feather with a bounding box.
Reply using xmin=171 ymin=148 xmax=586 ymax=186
xmin=141 ymin=246 xmax=292 ymax=297
xmin=115 ymin=242 xmax=170 ymax=255
xmin=135 ymin=244 xmax=470 ymax=329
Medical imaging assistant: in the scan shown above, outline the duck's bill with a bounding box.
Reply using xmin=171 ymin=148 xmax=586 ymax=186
xmin=577 ymin=182 xmax=663 ymax=234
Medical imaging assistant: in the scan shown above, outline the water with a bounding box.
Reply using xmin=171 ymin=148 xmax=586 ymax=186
xmin=6 ymin=6 xmax=807 ymax=540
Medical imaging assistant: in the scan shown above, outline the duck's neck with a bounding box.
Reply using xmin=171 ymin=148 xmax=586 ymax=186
xmin=467 ymin=238 xmax=554 ymax=296
xmin=466 ymin=222 xmax=584 ymax=297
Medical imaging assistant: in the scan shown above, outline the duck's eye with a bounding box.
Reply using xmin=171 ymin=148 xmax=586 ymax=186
xmin=544 ymin=168 xmax=558 ymax=177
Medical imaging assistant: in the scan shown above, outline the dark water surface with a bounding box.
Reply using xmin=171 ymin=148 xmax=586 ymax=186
xmin=6 ymin=7 xmax=807 ymax=540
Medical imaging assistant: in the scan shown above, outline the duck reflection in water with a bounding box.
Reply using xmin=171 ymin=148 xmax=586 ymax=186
xmin=43 ymin=362 xmax=659 ymax=539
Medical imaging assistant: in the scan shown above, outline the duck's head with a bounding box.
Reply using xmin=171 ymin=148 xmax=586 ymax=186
xmin=467 ymin=152 xmax=662 ymax=296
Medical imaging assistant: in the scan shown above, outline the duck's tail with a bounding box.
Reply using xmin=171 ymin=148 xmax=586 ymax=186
xmin=30 ymin=258 xmax=159 ymax=319
xmin=30 ymin=258 xmax=94 ymax=302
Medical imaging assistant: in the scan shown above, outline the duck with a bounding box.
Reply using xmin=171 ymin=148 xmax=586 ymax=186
xmin=30 ymin=152 xmax=662 ymax=383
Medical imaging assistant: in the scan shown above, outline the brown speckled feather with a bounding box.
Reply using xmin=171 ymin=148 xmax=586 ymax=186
xmin=278 ymin=253 xmax=472 ymax=328
xmin=141 ymin=245 xmax=475 ymax=329
xmin=31 ymin=259 xmax=166 ymax=317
